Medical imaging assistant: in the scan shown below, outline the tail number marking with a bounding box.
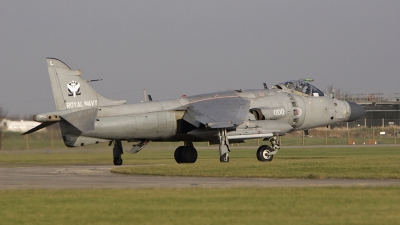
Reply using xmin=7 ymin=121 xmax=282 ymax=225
xmin=273 ymin=109 xmax=285 ymax=116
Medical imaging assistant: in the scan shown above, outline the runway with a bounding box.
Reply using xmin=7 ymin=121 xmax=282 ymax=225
xmin=1 ymin=165 xmax=400 ymax=189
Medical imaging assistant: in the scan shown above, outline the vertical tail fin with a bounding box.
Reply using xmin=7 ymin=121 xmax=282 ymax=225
xmin=46 ymin=58 xmax=126 ymax=110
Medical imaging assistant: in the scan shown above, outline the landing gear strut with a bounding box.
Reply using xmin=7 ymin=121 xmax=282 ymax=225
xmin=113 ymin=140 xmax=123 ymax=166
xmin=218 ymin=129 xmax=230 ymax=162
xmin=174 ymin=141 xmax=197 ymax=164
xmin=256 ymin=136 xmax=280 ymax=162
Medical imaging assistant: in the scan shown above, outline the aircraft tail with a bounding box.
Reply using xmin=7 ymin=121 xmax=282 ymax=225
xmin=46 ymin=58 xmax=126 ymax=111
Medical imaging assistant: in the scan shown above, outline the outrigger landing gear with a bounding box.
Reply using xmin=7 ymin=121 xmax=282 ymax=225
xmin=174 ymin=141 xmax=198 ymax=164
xmin=256 ymin=136 xmax=280 ymax=162
xmin=112 ymin=140 xmax=123 ymax=166
xmin=218 ymin=129 xmax=230 ymax=163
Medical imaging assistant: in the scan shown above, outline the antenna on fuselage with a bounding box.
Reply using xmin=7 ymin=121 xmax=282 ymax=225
xmin=86 ymin=79 xmax=103 ymax=83
xmin=300 ymin=78 xmax=314 ymax=82
xmin=143 ymin=89 xmax=153 ymax=102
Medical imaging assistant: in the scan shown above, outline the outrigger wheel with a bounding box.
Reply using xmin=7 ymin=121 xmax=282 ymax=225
xmin=112 ymin=140 xmax=124 ymax=166
xmin=113 ymin=156 xmax=123 ymax=166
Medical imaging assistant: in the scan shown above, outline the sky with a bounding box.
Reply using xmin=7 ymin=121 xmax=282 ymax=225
xmin=1 ymin=0 xmax=399 ymax=117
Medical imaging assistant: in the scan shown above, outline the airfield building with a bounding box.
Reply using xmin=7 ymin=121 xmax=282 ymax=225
xmin=1 ymin=119 xmax=43 ymax=133
xmin=337 ymin=93 xmax=400 ymax=128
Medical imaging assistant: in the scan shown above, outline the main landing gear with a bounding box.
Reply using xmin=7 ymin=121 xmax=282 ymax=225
xmin=112 ymin=136 xmax=280 ymax=165
xmin=174 ymin=141 xmax=198 ymax=163
xmin=173 ymin=135 xmax=280 ymax=164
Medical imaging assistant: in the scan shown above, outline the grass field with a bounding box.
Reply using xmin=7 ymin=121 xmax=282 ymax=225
xmin=1 ymin=145 xmax=400 ymax=224
xmin=1 ymin=187 xmax=400 ymax=225
xmin=112 ymin=145 xmax=400 ymax=179
xmin=1 ymin=145 xmax=400 ymax=179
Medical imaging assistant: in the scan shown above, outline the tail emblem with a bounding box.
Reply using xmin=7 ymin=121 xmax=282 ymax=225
xmin=67 ymin=80 xmax=81 ymax=97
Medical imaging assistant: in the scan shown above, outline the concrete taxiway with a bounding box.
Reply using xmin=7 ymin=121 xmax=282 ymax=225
xmin=1 ymin=165 xmax=400 ymax=189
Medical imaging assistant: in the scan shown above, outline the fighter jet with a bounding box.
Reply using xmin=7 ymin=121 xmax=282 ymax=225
xmin=23 ymin=58 xmax=366 ymax=165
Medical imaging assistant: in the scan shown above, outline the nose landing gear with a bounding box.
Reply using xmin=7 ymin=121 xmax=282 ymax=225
xmin=256 ymin=136 xmax=280 ymax=162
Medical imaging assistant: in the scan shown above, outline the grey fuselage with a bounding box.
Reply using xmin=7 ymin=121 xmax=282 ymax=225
xmin=49 ymin=87 xmax=351 ymax=147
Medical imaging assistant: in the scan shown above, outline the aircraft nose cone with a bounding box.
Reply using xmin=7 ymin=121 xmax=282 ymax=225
xmin=347 ymin=102 xmax=366 ymax=122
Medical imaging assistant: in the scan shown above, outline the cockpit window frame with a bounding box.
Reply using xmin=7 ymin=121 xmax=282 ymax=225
xmin=311 ymin=85 xmax=325 ymax=97
xmin=273 ymin=80 xmax=325 ymax=97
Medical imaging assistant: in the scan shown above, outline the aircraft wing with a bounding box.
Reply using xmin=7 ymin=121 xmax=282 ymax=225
xmin=185 ymin=97 xmax=250 ymax=128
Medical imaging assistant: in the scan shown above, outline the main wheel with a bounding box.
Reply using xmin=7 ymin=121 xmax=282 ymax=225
xmin=181 ymin=146 xmax=197 ymax=163
xmin=256 ymin=145 xmax=274 ymax=162
xmin=113 ymin=156 xmax=123 ymax=166
xmin=174 ymin=146 xmax=184 ymax=163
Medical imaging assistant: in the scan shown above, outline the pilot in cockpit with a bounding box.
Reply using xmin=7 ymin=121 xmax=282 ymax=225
xmin=275 ymin=79 xmax=325 ymax=97
xmin=286 ymin=82 xmax=295 ymax=90
xmin=295 ymin=83 xmax=303 ymax=92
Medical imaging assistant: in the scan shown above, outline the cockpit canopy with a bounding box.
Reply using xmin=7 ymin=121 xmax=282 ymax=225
xmin=273 ymin=80 xmax=325 ymax=97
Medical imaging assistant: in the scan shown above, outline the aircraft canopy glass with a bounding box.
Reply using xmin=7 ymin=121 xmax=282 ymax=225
xmin=274 ymin=80 xmax=325 ymax=97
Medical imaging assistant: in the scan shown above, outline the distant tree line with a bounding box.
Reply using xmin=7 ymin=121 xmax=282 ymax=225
xmin=0 ymin=106 xmax=7 ymax=149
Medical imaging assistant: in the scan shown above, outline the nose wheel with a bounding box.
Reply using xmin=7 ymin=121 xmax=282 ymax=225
xmin=256 ymin=137 xmax=280 ymax=162
xmin=256 ymin=145 xmax=274 ymax=162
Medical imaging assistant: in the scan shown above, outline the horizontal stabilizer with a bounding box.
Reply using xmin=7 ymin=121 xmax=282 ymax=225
xmin=61 ymin=108 xmax=98 ymax=133
xmin=63 ymin=134 xmax=110 ymax=147
xmin=22 ymin=121 xmax=58 ymax=135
